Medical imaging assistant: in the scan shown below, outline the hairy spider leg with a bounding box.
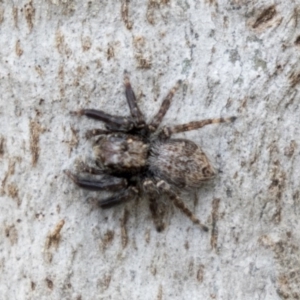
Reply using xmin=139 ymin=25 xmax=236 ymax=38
xmin=97 ymin=186 xmax=139 ymax=208
xmin=156 ymin=180 xmax=209 ymax=232
xmin=143 ymin=179 xmax=166 ymax=232
xmin=72 ymin=162 xmax=104 ymax=175
xmin=64 ymin=170 xmax=127 ymax=191
xmin=70 ymin=109 xmax=135 ymax=132
xmin=124 ymin=71 xmax=146 ymax=128
xmin=160 ymin=116 xmax=237 ymax=138
xmin=148 ymin=80 xmax=182 ymax=132
xmin=85 ymin=128 xmax=113 ymax=139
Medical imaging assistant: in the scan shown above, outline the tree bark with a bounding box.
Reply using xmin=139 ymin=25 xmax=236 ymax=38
xmin=1 ymin=1 xmax=300 ymax=299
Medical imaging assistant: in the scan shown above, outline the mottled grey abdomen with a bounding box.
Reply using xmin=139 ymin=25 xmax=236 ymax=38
xmin=149 ymin=139 xmax=215 ymax=188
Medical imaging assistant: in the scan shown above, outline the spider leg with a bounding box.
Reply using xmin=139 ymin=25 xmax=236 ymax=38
xmin=124 ymin=71 xmax=146 ymax=128
xmin=159 ymin=116 xmax=237 ymax=138
xmin=75 ymin=162 xmax=104 ymax=175
xmin=143 ymin=179 xmax=166 ymax=232
xmin=148 ymin=80 xmax=182 ymax=132
xmin=156 ymin=180 xmax=208 ymax=232
xmin=97 ymin=186 xmax=139 ymax=208
xmin=70 ymin=109 xmax=135 ymax=132
xmin=85 ymin=128 xmax=112 ymax=139
xmin=64 ymin=170 xmax=127 ymax=191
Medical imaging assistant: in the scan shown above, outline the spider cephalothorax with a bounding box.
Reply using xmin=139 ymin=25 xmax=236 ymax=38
xmin=65 ymin=72 xmax=236 ymax=232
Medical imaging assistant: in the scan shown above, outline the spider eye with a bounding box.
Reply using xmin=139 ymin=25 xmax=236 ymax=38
xmin=202 ymin=166 xmax=215 ymax=178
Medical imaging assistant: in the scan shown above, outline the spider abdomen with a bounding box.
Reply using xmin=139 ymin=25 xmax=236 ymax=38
xmin=149 ymin=139 xmax=215 ymax=188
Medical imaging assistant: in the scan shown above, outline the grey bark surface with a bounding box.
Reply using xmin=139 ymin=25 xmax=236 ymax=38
xmin=1 ymin=1 xmax=300 ymax=299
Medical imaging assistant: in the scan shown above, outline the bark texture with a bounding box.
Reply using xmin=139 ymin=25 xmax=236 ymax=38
xmin=1 ymin=1 xmax=300 ymax=299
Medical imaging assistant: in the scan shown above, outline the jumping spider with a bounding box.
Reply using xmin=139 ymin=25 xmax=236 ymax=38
xmin=65 ymin=72 xmax=236 ymax=232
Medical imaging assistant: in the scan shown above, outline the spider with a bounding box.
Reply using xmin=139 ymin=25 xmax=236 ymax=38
xmin=65 ymin=72 xmax=236 ymax=232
